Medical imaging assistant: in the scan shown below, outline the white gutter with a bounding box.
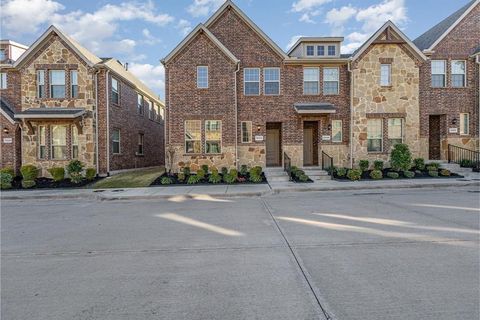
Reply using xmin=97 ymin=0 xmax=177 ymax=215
xmin=94 ymin=69 xmax=100 ymax=175
xmin=105 ymin=70 xmax=110 ymax=175
xmin=234 ymin=62 xmax=240 ymax=170
xmin=348 ymin=60 xmax=354 ymax=169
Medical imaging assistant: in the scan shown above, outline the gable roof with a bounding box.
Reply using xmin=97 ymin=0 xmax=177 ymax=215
xmin=413 ymin=0 xmax=479 ymax=51
xmin=351 ymin=20 xmax=427 ymax=62
xmin=0 ymin=98 xmax=16 ymax=124
xmin=161 ymin=24 xmax=239 ymax=65
xmin=205 ymin=0 xmax=288 ymax=59
xmin=14 ymin=25 xmax=102 ymax=68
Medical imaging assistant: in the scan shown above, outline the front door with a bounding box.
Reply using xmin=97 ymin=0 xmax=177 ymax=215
xmin=266 ymin=123 xmax=281 ymax=167
xmin=429 ymin=115 xmax=441 ymax=160
xmin=303 ymin=121 xmax=318 ymax=166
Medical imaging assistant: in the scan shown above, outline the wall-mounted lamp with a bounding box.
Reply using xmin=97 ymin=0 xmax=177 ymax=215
xmin=257 ymin=125 xmax=261 ymax=132
xmin=451 ymin=118 xmax=457 ymax=125
xmin=327 ymin=124 xmax=332 ymax=131
xmin=2 ymin=127 xmax=9 ymax=135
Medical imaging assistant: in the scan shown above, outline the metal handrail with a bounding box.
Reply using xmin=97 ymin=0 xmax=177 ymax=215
xmin=321 ymin=151 xmax=334 ymax=180
xmin=448 ymin=144 xmax=480 ymax=170
xmin=283 ymin=152 xmax=292 ymax=181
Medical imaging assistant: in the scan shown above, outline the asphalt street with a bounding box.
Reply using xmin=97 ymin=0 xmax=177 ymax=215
xmin=1 ymin=186 xmax=479 ymax=319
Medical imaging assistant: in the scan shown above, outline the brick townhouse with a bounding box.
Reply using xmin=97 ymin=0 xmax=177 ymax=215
xmin=162 ymin=0 xmax=462 ymax=172
xmin=0 ymin=26 xmax=165 ymax=176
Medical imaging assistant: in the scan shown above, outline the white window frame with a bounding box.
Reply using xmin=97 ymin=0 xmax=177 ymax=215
xmin=451 ymin=60 xmax=466 ymax=88
xmin=205 ymin=120 xmax=222 ymax=154
xmin=49 ymin=70 xmax=66 ymax=98
xmin=317 ymin=45 xmax=325 ymax=56
xmin=367 ymin=119 xmax=383 ymax=152
xmin=303 ymin=67 xmax=319 ymax=95
xmin=70 ymin=70 xmax=78 ymax=98
xmin=112 ymin=129 xmax=121 ymax=154
xmin=111 ymin=77 xmax=119 ymax=104
xmin=460 ymin=113 xmax=469 ymax=135
xmin=263 ymin=67 xmax=280 ymax=95
xmin=137 ymin=94 xmax=144 ymax=115
xmin=147 ymin=100 xmax=153 ymax=120
xmin=331 ymin=120 xmax=342 ymax=142
xmin=306 ymin=45 xmax=315 ymax=56
xmin=37 ymin=70 xmax=45 ymax=98
xmin=388 ymin=118 xmax=404 ymax=146
xmin=159 ymin=106 xmax=165 ymax=120
xmin=72 ymin=125 xmax=79 ymax=159
xmin=185 ymin=120 xmax=201 ymax=154
xmin=0 ymin=72 xmax=7 ymax=89
xmin=0 ymin=49 xmax=6 ymax=61
xmin=380 ymin=64 xmax=391 ymax=86
xmin=431 ymin=60 xmax=446 ymax=88
xmin=244 ymin=68 xmax=260 ymax=96
xmin=197 ymin=66 xmax=209 ymax=89
xmin=241 ymin=121 xmax=252 ymax=143
xmin=327 ymin=45 xmax=336 ymax=56
xmin=323 ymin=67 xmax=339 ymax=95
xmin=38 ymin=125 xmax=47 ymax=159
xmin=50 ymin=125 xmax=68 ymax=160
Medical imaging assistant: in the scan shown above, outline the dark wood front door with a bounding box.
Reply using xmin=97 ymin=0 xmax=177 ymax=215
xmin=266 ymin=123 xmax=281 ymax=167
xmin=429 ymin=115 xmax=441 ymax=160
xmin=303 ymin=121 xmax=318 ymax=166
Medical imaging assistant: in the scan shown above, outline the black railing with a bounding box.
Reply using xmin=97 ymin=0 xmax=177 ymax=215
xmin=448 ymin=144 xmax=480 ymax=171
xmin=283 ymin=152 xmax=292 ymax=181
xmin=321 ymin=151 xmax=334 ymax=180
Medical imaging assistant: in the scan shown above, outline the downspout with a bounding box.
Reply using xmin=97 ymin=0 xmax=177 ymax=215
xmin=234 ymin=62 xmax=240 ymax=170
xmin=94 ymin=69 xmax=100 ymax=175
xmin=348 ymin=60 xmax=354 ymax=169
xmin=105 ymin=70 xmax=110 ymax=175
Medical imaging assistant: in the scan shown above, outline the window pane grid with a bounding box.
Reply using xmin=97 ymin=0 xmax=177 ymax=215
xmin=323 ymin=67 xmax=339 ymax=95
xmin=37 ymin=70 xmax=45 ymax=98
xmin=51 ymin=125 xmax=67 ymax=159
xmin=244 ymin=68 xmax=260 ymax=95
xmin=71 ymin=70 xmax=78 ymax=98
xmin=431 ymin=60 xmax=446 ymax=87
xmin=306 ymin=46 xmax=314 ymax=56
xmin=380 ymin=64 xmax=391 ymax=86
xmin=303 ymin=68 xmax=319 ymax=95
xmin=49 ymin=70 xmax=65 ymax=98
xmin=185 ymin=120 xmax=201 ymax=154
xmin=112 ymin=129 xmax=120 ymax=154
xmin=388 ymin=118 xmax=403 ymax=146
xmin=241 ymin=121 xmax=252 ymax=143
xmin=328 ymin=45 xmax=336 ymax=56
xmin=197 ymin=66 xmax=208 ymax=88
xmin=332 ymin=120 xmax=342 ymax=142
xmin=264 ymin=68 xmax=280 ymax=95
xmin=317 ymin=46 xmax=324 ymax=56
xmin=460 ymin=113 xmax=469 ymax=135
xmin=367 ymin=119 xmax=382 ymax=152
xmin=451 ymin=61 xmax=465 ymax=87
xmin=205 ymin=120 xmax=221 ymax=154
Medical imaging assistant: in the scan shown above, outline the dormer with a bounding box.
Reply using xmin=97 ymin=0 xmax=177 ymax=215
xmin=287 ymin=37 xmax=344 ymax=59
xmin=0 ymin=40 xmax=28 ymax=65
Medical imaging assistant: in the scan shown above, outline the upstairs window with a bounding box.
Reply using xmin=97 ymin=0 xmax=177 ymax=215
xmin=38 ymin=125 xmax=46 ymax=159
xmin=49 ymin=70 xmax=65 ymax=98
xmin=332 ymin=120 xmax=342 ymax=142
xmin=328 ymin=45 xmax=336 ymax=56
xmin=244 ymin=68 xmax=260 ymax=95
xmin=380 ymin=64 xmax=391 ymax=86
xmin=70 ymin=70 xmax=78 ymax=98
xmin=451 ymin=60 xmax=466 ymax=87
xmin=306 ymin=45 xmax=314 ymax=56
xmin=112 ymin=129 xmax=120 ymax=154
xmin=138 ymin=133 xmax=144 ymax=155
xmin=147 ymin=100 xmax=153 ymax=120
xmin=317 ymin=45 xmax=325 ymax=56
xmin=264 ymin=68 xmax=280 ymax=95
xmin=303 ymin=67 xmax=319 ymax=95
xmin=185 ymin=120 xmax=201 ymax=154
xmin=323 ymin=67 xmax=339 ymax=95
xmin=197 ymin=66 xmax=208 ymax=88
xmin=137 ymin=94 xmax=144 ymax=115
xmin=154 ymin=104 xmax=160 ymax=121
xmin=0 ymin=49 xmax=6 ymax=61
xmin=0 ymin=73 xmax=6 ymax=89
xmin=51 ymin=125 xmax=67 ymax=159
xmin=72 ymin=126 xmax=79 ymax=159
xmin=367 ymin=119 xmax=382 ymax=152
xmin=205 ymin=120 xmax=221 ymax=154
xmin=460 ymin=113 xmax=469 ymax=135
xmin=159 ymin=106 xmax=165 ymax=120
xmin=431 ymin=60 xmax=446 ymax=87
xmin=388 ymin=118 xmax=403 ymax=146
xmin=37 ymin=70 xmax=45 ymax=98
xmin=111 ymin=78 xmax=119 ymax=104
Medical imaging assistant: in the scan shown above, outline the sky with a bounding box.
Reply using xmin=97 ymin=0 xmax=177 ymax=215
xmin=0 ymin=0 xmax=471 ymax=99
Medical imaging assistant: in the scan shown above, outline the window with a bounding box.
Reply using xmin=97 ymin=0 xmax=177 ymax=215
xmin=328 ymin=45 xmax=336 ymax=56
xmin=0 ymin=72 xmax=7 ymax=89
xmin=264 ymin=68 xmax=280 ymax=95
xmin=241 ymin=121 xmax=252 ymax=143
xmin=37 ymin=70 xmax=45 ymax=98
xmin=112 ymin=129 xmax=120 ymax=154
xmin=154 ymin=104 xmax=161 ymax=122
xmin=367 ymin=119 xmax=382 ymax=152
xmin=38 ymin=125 xmax=46 ymax=159
xmin=0 ymin=49 xmax=5 ymax=61
xmin=317 ymin=45 xmax=325 ymax=56
xmin=460 ymin=113 xmax=469 ymax=135
xmin=137 ymin=133 xmax=144 ymax=155
xmin=303 ymin=67 xmax=319 ymax=95
xmin=244 ymin=68 xmax=260 ymax=95
xmin=72 ymin=126 xmax=79 ymax=159
xmin=205 ymin=120 xmax=221 ymax=154
xmin=137 ymin=94 xmax=144 ymax=115
xmin=388 ymin=118 xmax=403 ymax=146
xmin=159 ymin=106 xmax=165 ymax=120
xmin=49 ymin=70 xmax=65 ymax=98
xmin=306 ymin=45 xmax=314 ymax=56
xmin=332 ymin=120 xmax=342 ymax=142
xmin=51 ymin=125 xmax=67 ymax=159
xmin=185 ymin=120 xmax=201 ymax=153
xmin=451 ymin=60 xmax=466 ymax=87
xmin=197 ymin=66 xmax=208 ymax=88
xmin=431 ymin=60 xmax=446 ymax=87
xmin=323 ymin=67 xmax=339 ymax=95
xmin=111 ymin=78 xmax=119 ymax=104
xmin=70 ymin=70 xmax=78 ymax=98
xmin=380 ymin=64 xmax=391 ymax=86
xmin=147 ymin=100 xmax=153 ymax=120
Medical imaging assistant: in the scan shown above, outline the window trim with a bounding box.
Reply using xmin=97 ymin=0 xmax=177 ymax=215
xmin=431 ymin=60 xmax=446 ymax=88
xmin=147 ymin=99 xmax=154 ymax=120
xmin=111 ymin=77 xmax=119 ymax=105
xmin=112 ymin=129 xmax=121 ymax=154
xmin=37 ymin=70 xmax=45 ymax=98
xmin=49 ymin=70 xmax=66 ymax=99
xmin=205 ymin=120 xmax=222 ymax=154
xmin=317 ymin=45 xmax=325 ymax=56
xmin=196 ymin=66 xmax=209 ymax=89
xmin=0 ymin=72 xmax=7 ymax=89
xmin=460 ymin=113 xmax=469 ymax=135
xmin=184 ymin=120 xmax=201 ymax=154
xmin=323 ymin=67 xmax=339 ymax=95
xmin=38 ymin=125 xmax=47 ymax=159
xmin=137 ymin=133 xmax=144 ymax=155
xmin=451 ymin=60 xmax=466 ymax=88
xmin=241 ymin=121 xmax=252 ymax=143
xmin=243 ymin=68 xmax=260 ymax=96
xmin=263 ymin=67 xmax=280 ymax=96
xmin=305 ymin=45 xmax=315 ymax=56
xmin=70 ymin=70 xmax=78 ymax=98
xmin=50 ymin=125 xmax=68 ymax=160
xmin=303 ymin=67 xmax=320 ymax=95
xmin=327 ymin=45 xmax=336 ymax=56
xmin=331 ymin=120 xmax=343 ymax=143
xmin=387 ymin=118 xmax=404 ymax=146
xmin=367 ymin=119 xmax=383 ymax=153
xmin=380 ymin=64 xmax=391 ymax=87
xmin=71 ymin=125 xmax=79 ymax=159
xmin=137 ymin=94 xmax=144 ymax=115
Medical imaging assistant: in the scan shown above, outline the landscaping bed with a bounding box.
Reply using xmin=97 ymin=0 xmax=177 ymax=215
xmin=7 ymin=176 xmax=102 ymax=190
xmin=333 ymin=167 xmax=463 ymax=181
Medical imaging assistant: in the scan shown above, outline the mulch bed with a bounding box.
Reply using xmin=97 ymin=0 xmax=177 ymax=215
xmin=6 ymin=176 xmax=102 ymax=190
xmin=333 ymin=168 xmax=463 ymax=181
xmin=151 ymin=172 xmax=268 ymax=186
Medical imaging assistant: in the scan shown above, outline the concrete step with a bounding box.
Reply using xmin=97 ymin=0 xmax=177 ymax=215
xmin=440 ymin=163 xmax=473 ymax=173
xmin=267 ymin=175 xmax=290 ymax=182
xmin=264 ymin=167 xmax=290 ymax=182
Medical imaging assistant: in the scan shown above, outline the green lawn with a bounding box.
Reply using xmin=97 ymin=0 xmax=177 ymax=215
xmin=92 ymin=166 xmax=164 ymax=189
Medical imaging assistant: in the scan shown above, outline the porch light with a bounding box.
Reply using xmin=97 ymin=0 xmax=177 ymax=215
xmin=2 ymin=127 xmax=8 ymax=135
xmin=327 ymin=124 xmax=332 ymax=131
xmin=257 ymin=125 xmax=261 ymax=132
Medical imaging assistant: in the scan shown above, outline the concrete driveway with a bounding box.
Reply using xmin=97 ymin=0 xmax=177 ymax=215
xmin=2 ymin=187 xmax=479 ymax=319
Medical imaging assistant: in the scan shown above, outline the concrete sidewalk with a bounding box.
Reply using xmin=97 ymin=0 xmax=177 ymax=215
xmin=1 ymin=176 xmax=479 ymax=201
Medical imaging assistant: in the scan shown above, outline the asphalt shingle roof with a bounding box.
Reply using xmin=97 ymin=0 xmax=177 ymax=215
xmin=0 ymin=98 xmax=15 ymax=121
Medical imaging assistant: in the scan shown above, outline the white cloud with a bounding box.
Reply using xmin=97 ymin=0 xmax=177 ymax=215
xmin=142 ymin=28 xmax=161 ymax=45
xmin=128 ymin=63 xmax=165 ymax=96
xmin=187 ymin=0 xmax=224 ymax=17
xmin=291 ymin=0 xmax=331 ymax=12
xmin=286 ymin=35 xmax=304 ymax=50
xmin=356 ymin=0 xmax=407 ymax=32
xmin=176 ymin=19 xmax=193 ymax=36
xmin=325 ymin=6 xmax=357 ymax=27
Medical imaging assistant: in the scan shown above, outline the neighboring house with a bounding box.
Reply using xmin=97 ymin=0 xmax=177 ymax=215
xmin=162 ymin=0 xmax=432 ymax=172
xmin=414 ymin=0 xmax=480 ymax=160
xmin=0 ymin=26 xmax=165 ymax=176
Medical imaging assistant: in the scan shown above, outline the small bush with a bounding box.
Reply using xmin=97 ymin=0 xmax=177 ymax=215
xmin=0 ymin=167 xmax=15 ymax=177
xmin=252 ymin=166 xmax=262 ymax=176
xmin=85 ymin=168 xmax=96 ymax=181
xmin=413 ymin=158 xmax=425 ymax=170
xmin=20 ymin=165 xmax=39 ymax=181
xmin=201 ymin=164 xmax=209 ymax=174
xmin=335 ymin=167 xmax=347 ymax=177
xmin=67 ymin=160 xmax=84 ymax=184
xmin=429 ymin=170 xmax=438 ymax=177
xmin=48 ymin=167 xmax=65 ymax=182
xmin=208 ymin=170 xmax=222 ymax=183
xmin=373 ymin=160 xmax=384 ymax=171
xmin=440 ymin=169 xmax=451 ymax=176
xmin=387 ymin=172 xmax=399 ymax=179
xmin=249 ymin=173 xmax=262 ymax=183
xmin=160 ymin=176 xmax=173 ymax=185
xmin=240 ymin=165 xmax=248 ymax=176
xmin=298 ymin=174 xmax=309 ymax=182
xmin=390 ymin=144 xmax=412 ymax=172
xmin=369 ymin=170 xmax=383 ymax=180
xmin=359 ymin=160 xmax=369 ymax=172
xmin=347 ymin=169 xmax=362 ymax=181
xmin=229 ymin=169 xmax=238 ymax=179
xmin=21 ymin=180 xmax=36 ymax=189
xmin=187 ymin=174 xmax=201 ymax=184
xmin=293 ymin=169 xmax=305 ymax=178
xmin=403 ymin=171 xmax=415 ymax=179
xmin=177 ymin=173 xmax=186 ymax=182
xmin=196 ymin=169 xmax=205 ymax=180
xmin=459 ymin=159 xmax=473 ymax=168
xmin=326 ymin=166 xmax=336 ymax=175
xmin=182 ymin=166 xmax=191 ymax=176
xmin=221 ymin=167 xmax=228 ymax=176
xmin=426 ymin=162 xmax=440 ymax=170
xmin=223 ymin=173 xmax=237 ymax=184
xmin=426 ymin=165 xmax=438 ymax=172
xmin=0 ymin=173 xmax=13 ymax=189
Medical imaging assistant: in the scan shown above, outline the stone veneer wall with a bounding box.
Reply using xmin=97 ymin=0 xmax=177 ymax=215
xmin=167 ymin=145 xmax=236 ymax=173
xmin=351 ymin=44 xmax=426 ymax=166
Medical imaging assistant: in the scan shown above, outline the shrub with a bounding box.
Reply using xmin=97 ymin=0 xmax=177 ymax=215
xmin=182 ymin=166 xmax=191 ymax=176
xmin=249 ymin=173 xmax=262 ymax=183
xmin=240 ymin=165 xmax=248 ymax=176
xmin=196 ymin=169 xmax=206 ymax=180
xmin=440 ymin=169 xmax=451 ymax=176
xmin=369 ymin=170 xmax=383 ymax=180
xmin=459 ymin=159 xmax=473 ymax=168
xmin=326 ymin=166 xmax=336 ymax=175
xmin=413 ymin=158 xmax=425 ymax=170
xmin=48 ymin=167 xmax=65 ymax=182
xmin=390 ymin=144 xmax=412 ymax=171
xmin=298 ymin=174 xmax=309 ymax=182
xmin=373 ymin=160 xmax=384 ymax=171
xmin=67 ymin=160 xmax=84 ymax=184
xmin=426 ymin=165 xmax=438 ymax=172
xmin=160 ymin=176 xmax=173 ymax=185
xmin=85 ymin=168 xmax=96 ymax=181
xmin=429 ymin=170 xmax=438 ymax=177
xmin=0 ymin=173 xmax=13 ymax=189
xmin=177 ymin=173 xmax=186 ymax=182
xmin=347 ymin=169 xmax=362 ymax=181
xmin=223 ymin=173 xmax=237 ymax=184
xmin=252 ymin=166 xmax=262 ymax=176
xmin=187 ymin=174 xmax=201 ymax=184
xmin=0 ymin=167 xmax=15 ymax=177
xmin=387 ymin=172 xmax=399 ymax=179
xmin=21 ymin=180 xmax=36 ymax=189
xmin=21 ymin=165 xmax=39 ymax=181
xmin=359 ymin=160 xmax=369 ymax=172
xmin=229 ymin=169 xmax=238 ymax=179
xmin=201 ymin=164 xmax=209 ymax=174
xmin=208 ymin=170 xmax=222 ymax=183
xmin=403 ymin=171 xmax=415 ymax=179
xmin=426 ymin=162 xmax=440 ymax=170
xmin=293 ymin=169 xmax=305 ymax=178
xmin=335 ymin=167 xmax=347 ymax=177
